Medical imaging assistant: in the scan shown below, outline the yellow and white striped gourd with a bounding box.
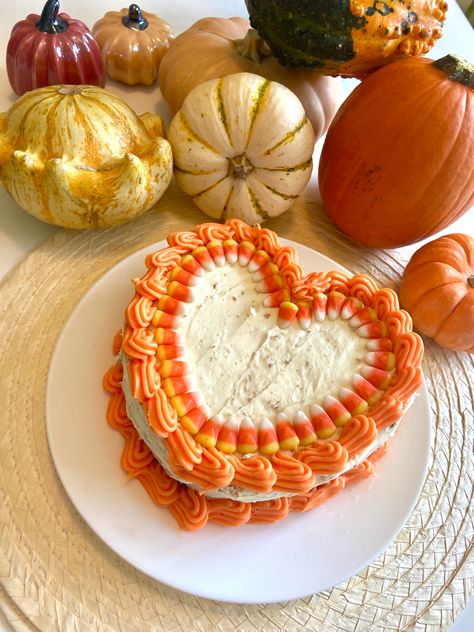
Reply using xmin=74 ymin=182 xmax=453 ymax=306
xmin=0 ymin=85 xmax=173 ymax=228
xmin=167 ymin=72 xmax=315 ymax=223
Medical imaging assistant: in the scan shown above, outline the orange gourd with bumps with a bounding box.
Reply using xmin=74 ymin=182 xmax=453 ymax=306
xmin=399 ymin=234 xmax=474 ymax=353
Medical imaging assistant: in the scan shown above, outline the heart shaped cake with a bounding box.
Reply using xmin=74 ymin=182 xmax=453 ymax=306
xmin=104 ymin=219 xmax=423 ymax=529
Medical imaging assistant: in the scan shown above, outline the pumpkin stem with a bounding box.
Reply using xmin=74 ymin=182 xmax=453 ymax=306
xmin=234 ymin=29 xmax=272 ymax=63
xmin=432 ymin=54 xmax=474 ymax=89
xmin=229 ymin=154 xmax=254 ymax=178
xmin=122 ymin=4 xmax=149 ymax=31
xmin=36 ymin=0 xmax=68 ymax=34
xmin=468 ymin=275 xmax=474 ymax=289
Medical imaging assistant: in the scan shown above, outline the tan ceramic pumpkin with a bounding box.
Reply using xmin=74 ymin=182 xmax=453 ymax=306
xmin=93 ymin=4 xmax=173 ymax=85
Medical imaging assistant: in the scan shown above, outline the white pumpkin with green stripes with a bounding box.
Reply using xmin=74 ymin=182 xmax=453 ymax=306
xmin=167 ymin=72 xmax=316 ymax=223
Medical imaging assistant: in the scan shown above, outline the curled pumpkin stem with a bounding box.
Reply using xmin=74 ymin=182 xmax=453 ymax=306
xmin=432 ymin=54 xmax=474 ymax=89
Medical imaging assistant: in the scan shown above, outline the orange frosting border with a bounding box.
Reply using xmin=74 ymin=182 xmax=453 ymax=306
xmin=105 ymin=384 xmax=386 ymax=530
xmin=112 ymin=219 xmax=424 ymax=499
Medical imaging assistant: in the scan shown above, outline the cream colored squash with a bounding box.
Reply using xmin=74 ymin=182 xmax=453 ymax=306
xmin=0 ymin=85 xmax=173 ymax=228
xmin=167 ymin=72 xmax=315 ymax=223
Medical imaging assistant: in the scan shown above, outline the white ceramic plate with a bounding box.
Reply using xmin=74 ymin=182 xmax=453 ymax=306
xmin=46 ymin=239 xmax=431 ymax=604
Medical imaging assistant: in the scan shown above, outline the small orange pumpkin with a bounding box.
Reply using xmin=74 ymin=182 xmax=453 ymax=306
xmin=399 ymin=233 xmax=474 ymax=353
xmin=319 ymin=54 xmax=474 ymax=248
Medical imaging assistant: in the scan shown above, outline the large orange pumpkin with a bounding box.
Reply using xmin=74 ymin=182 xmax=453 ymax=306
xmin=399 ymin=233 xmax=474 ymax=353
xmin=318 ymin=54 xmax=474 ymax=248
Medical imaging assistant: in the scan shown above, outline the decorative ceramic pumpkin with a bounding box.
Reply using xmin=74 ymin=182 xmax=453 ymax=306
xmin=159 ymin=16 xmax=341 ymax=140
xmin=168 ymin=72 xmax=315 ymax=224
xmin=399 ymin=234 xmax=474 ymax=353
xmin=6 ymin=0 xmax=105 ymax=96
xmin=92 ymin=4 xmax=173 ymax=85
xmin=318 ymin=54 xmax=474 ymax=248
xmin=0 ymin=85 xmax=173 ymax=229
xmin=245 ymin=0 xmax=447 ymax=77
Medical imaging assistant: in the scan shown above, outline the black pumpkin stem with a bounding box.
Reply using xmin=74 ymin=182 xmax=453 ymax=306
xmin=36 ymin=0 xmax=68 ymax=34
xmin=122 ymin=4 xmax=149 ymax=30
xmin=433 ymin=54 xmax=474 ymax=89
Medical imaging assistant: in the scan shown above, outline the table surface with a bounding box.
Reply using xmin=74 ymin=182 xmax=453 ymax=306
xmin=0 ymin=1 xmax=472 ymax=630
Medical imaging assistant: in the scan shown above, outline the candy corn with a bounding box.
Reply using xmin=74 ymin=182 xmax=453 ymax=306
xmin=154 ymin=328 xmax=182 ymax=345
xmin=278 ymin=301 xmax=298 ymax=329
xmin=361 ymin=365 xmax=391 ymax=389
xmin=192 ymin=246 xmax=215 ymax=271
xmin=263 ymin=288 xmax=290 ymax=308
xmin=366 ymin=351 xmax=395 ymax=371
xmin=207 ymin=241 xmax=226 ymax=266
xmin=257 ymin=418 xmax=279 ymax=454
xmin=341 ymin=297 xmax=364 ymax=320
xmin=180 ymin=253 xmax=204 ymax=277
xmin=309 ymin=404 xmax=337 ymax=439
xmin=168 ymin=266 xmax=199 ymax=287
xmin=156 ymin=345 xmax=184 ymax=361
xmin=167 ymin=281 xmax=195 ymax=303
xmin=339 ymin=387 xmax=368 ymax=415
xmin=223 ymin=239 xmax=238 ymax=264
xmin=237 ymin=416 xmax=258 ymax=454
xmin=253 ymin=261 xmax=279 ymax=281
xmin=195 ymin=414 xmax=223 ymax=448
xmin=349 ymin=306 xmax=377 ymax=328
xmin=323 ymin=395 xmax=351 ymax=427
xmin=351 ymin=373 xmax=382 ymax=406
xmin=276 ymin=413 xmax=300 ymax=450
xmin=157 ymin=295 xmax=188 ymax=316
xmin=162 ymin=375 xmax=195 ymax=398
xmin=216 ymin=417 xmax=239 ymax=453
xmin=312 ymin=292 xmax=328 ymax=321
xmin=366 ymin=338 xmax=393 ymax=352
xmin=296 ymin=302 xmax=312 ymax=330
xmin=356 ymin=321 xmax=388 ymax=338
xmin=256 ymin=275 xmax=284 ymax=293
xmin=151 ymin=310 xmax=181 ymax=329
xmin=238 ymin=240 xmax=256 ymax=266
xmin=170 ymin=391 xmax=204 ymax=417
xmin=157 ymin=360 xmax=188 ymax=378
xmin=326 ymin=291 xmax=345 ymax=320
xmin=180 ymin=405 xmax=210 ymax=434
xmin=294 ymin=410 xmax=317 ymax=446
xmin=248 ymin=249 xmax=271 ymax=273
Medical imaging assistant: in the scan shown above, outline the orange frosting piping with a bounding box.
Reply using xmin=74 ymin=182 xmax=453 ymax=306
xmin=128 ymin=356 xmax=161 ymax=402
xmin=372 ymin=288 xmax=399 ymax=320
xmin=170 ymin=446 xmax=235 ymax=491
xmin=103 ymin=361 xmax=123 ymax=394
xmin=165 ymin=427 xmax=203 ymax=471
xmin=294 ymin=441 xmax=349 ymax=475
xmin=343 ymin=459 xmax=374 ymax=486
xmin=290 ymin=476 xmax=345 ymax=513
xmin=167 ymin=230 xmax=204 ymax=249
xmin=368 ymin=441 xmax=389 ymax=463
xmin=369 ymin=396 xmax=404 ymax=431
xmin=207 ymin=498 xmax=252 ymax=526
xmin=227 ymin=454 xmax=277 ymax=493
xmin=125 ymin=295 xmax=156 ymax=328
xmin=338 ymin=416 xmax=378 ymax=460
xmin=143 ymin=388 xmax=178 ymax=437
xmin=196 ymin=222 xmax=234 ymax=243
xmin=169 ymin=486 xmax=209 ymax=530
xmin=394 ymin=332 xmax=424 ymax=369
xmin=386 ymin=367 xmax=423 ymax=401
xmin=112 ymin=330 xmax=123 ymax=356
xmin=122 ymin=324 xmax=157 ymax=361
xmin=134 ymin=462 xmax=181 ymax=506
xmin=271 ymin=452 xmax=316 ymax=494
xmin=106 ymin=389 xmax=130 ymax=434
xmin=385 ymin=309 xmax=413 ymax=340
xmin=249 ymin=497 xmax=290 ymax=524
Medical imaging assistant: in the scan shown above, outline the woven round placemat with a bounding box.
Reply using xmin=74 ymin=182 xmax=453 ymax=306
xmin=0 ymin=183 xmax=473 ymax=632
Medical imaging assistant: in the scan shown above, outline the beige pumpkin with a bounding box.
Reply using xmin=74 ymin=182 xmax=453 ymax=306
xmin=0 ymin=85 xmax=173 ymax=228
xmin=159 ymin=16 xmax=341 ymax=140
xmin=167 ymin=72 xmax=316 ymax=224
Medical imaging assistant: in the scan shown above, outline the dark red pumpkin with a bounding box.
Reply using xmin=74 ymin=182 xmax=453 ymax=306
xmin=318 ymin=54 xmax=474 ymax=248
xmin=6 ymin=0 xmax=105 ymax=96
